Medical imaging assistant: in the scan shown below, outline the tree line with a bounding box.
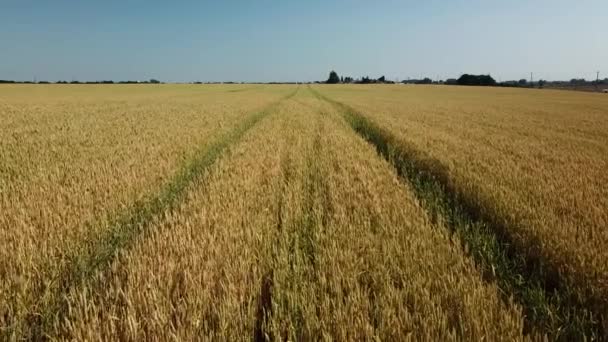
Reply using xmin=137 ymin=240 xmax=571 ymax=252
xmin=324 ymin=71 xmax=608 ymax=89
xmin=326 ymin=71 xmax=393 ymax=84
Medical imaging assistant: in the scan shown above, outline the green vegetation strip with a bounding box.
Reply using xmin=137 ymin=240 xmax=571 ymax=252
xmin=29 ymin=87 xmax=299 ymax=340
xmin=310 ymin=87 xmax=601 ymax=340
xmin=227 ymin=86 xmax=264 ymax=93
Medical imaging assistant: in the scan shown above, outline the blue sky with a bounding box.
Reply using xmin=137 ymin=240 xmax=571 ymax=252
xmin=1 ymin=0 xmax=606 ymax=82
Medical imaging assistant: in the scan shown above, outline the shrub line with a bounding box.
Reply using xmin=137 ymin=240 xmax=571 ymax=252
xmin=310 ymin=87 xmax=602 ymax=340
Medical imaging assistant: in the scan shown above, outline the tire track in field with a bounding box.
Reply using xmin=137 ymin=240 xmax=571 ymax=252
xmin=227 ymin=85 xmax=265 ymax=93
xmin=281 ymin=115 xmax=331 ymax=340
xmin=26 ymin=86 xmax=300 ymax=341
xmin=255 ymin=99 xmax=333 ymax=341
xmin=309 ymin=86 xmax=602 ymax=340
xmin=253 ymin=115 xmax=294 ymax=342
xmin=255 ymin=113 xmax=297 ymax=342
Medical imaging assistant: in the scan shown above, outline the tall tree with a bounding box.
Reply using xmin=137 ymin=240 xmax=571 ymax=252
xmin=326 ymin=71 xmax=340 ymax=84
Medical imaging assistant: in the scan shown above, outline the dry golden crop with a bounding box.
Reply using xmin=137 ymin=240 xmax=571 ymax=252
xmin=314 ymin=84 xmax=608 ymax=337
xmin=3 ymin=82 xmax=603 ymax=340
xmin=47 ymin=87 xmax=529 ymax=340
xmin=0 ymin=84 xmax=293 ymax=338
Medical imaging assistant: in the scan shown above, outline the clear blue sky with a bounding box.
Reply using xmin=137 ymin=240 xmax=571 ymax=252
xmin=1 ymin=0 xmax=606 ymax=82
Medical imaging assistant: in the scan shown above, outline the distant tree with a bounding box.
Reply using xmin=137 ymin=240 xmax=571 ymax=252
xmin=326 ymin=71 xmax=340 ymax=84
xmin=538 ymin=79 xmax=546 ymax=88
xmin=518 ymin=79 xmax=528 ymax=86
xmin=457 ymin=74 xmax=497 ymax=86
xmin=499 ymin=80 xmax=519 ymax=87
xmin=359 ymin=76 xmax=372 ymax=84
xmin=570 ymin=78 xmax=586 ymax=85
xmin=149 ymin=79 xmax=160 ymax=84
xmin=378 ymin=76 xmax=386 ymax=83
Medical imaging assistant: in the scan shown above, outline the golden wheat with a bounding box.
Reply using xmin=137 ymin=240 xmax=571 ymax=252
xmin=50 ymin=87 xmax=528 ymax=340
xmin=4 ymin=83 xmax=600 ymax=339
xmin=315 ymin=84 xmax=608 ymax=332
xmin=0 ymin=84 xmax=291 ymax=338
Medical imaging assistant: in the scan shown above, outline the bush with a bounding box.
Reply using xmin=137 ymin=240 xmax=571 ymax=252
xmin=457 ymin=74 xmax=497 ymax=86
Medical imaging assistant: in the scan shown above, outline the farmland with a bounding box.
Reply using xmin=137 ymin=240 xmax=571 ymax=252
xmin=1 ymin=84 xmax=607 ymax=340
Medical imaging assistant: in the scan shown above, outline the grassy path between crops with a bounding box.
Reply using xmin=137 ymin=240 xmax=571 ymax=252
xmin=310 ymin=86 xmax=602 ymax=340
xmin=24 ymin=87 xmax=299 ymax=340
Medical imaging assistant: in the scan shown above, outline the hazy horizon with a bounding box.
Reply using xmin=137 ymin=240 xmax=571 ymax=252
xmin=2 ymin=0 xmax=606 ymax=83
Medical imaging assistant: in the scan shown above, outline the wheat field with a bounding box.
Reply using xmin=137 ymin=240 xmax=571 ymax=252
xmin=1 ymin=83 xmax=606 ymax=340
xmin=314 ymin=84 xmax=608 ymax=339
xmin=0 ymin=84 xmax=291 ymax=338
